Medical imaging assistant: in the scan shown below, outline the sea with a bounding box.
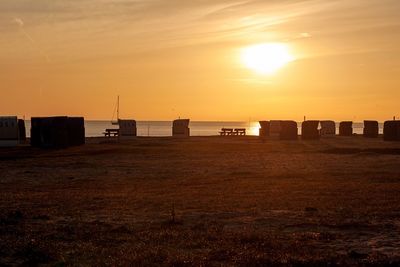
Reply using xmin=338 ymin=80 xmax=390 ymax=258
xmin=24 ymin=121 xmax=384 ymax=137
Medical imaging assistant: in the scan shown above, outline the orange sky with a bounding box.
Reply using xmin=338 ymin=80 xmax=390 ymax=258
xmin=1 ymin=0 xmax=400 ymax=121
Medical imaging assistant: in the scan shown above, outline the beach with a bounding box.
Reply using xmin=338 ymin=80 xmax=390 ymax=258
xmin=1 ymin=136 xmax=400 ymax=265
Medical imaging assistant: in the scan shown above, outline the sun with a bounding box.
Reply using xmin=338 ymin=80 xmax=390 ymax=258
xmin=241 ymin=43 xmax=294 ymax=74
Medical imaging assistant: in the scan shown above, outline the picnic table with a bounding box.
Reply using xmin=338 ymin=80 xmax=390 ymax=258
xmin=219 ymin=128 xmax=234 ymax=136
xmin=103 ymin=128 xmax=119 ymax=137
xmin=234 ymin=128 xmax=246 ymax=136
xmin=219 ymin=128 xmax=246 ymax=136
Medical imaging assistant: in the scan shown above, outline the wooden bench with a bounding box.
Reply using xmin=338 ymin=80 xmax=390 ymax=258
xmin=233 ymin=128 xmax=246 ymax=136
xmin=103 ymin=128 xmax=119 ymax=137
xmin=219 ymin=128 xmax=234 ymax=136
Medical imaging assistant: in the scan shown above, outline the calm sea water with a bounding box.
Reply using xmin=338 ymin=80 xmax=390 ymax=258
xmin=24 ymin=121 xmax=383 ymax=137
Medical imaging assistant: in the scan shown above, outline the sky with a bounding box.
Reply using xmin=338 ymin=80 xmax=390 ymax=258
xmin=1 ymin=0 xmax=400 ymax=121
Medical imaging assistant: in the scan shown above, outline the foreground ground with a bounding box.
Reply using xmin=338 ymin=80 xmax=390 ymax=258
xmin=1 ymin=136 xmax=400 ymax=266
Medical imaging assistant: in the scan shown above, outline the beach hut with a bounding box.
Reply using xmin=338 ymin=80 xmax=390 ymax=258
xmin=31 ymin=116 xmax=85 ymax=148
xmin=339 ymin=121 xmax=353 ymax=136
xmin=259 ymin=121 xmax=270 ymax=137
xmin=363 ymin=120 xmax=379 ymax=138
xmin=172 ymin=119 xmax=190 ymax=137
xmin=67 ymin=117 xmax=85 ymax=146
xmin=383 ymin=121 xmax=400 ymax=141
xmin=302 ymin=120 xmax=320 ymax=140
xmin=320 ymin=120 xmax=336 ymax=136
xmin=269 ymin=120 xmax=281 ymax=138
xmin=0 ymin=116 xmax=19 ymax=147
xmin=118 ymin=119 xmax=137 ymax=137
xmin=280 ymin=121 xmax=298 ymax=140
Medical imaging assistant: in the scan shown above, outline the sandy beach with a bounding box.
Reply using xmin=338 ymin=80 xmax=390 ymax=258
xmin=1 ymin=136 xmax=400 ymax=266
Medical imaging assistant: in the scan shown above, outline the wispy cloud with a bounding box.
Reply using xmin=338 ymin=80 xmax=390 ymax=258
xmin=13 ymin=17 xmax=24 ymax=27
xmin=1 ymin=0 xmax=400 ymax=63
xmin=12 ymin=16 xmax=50 ymax=62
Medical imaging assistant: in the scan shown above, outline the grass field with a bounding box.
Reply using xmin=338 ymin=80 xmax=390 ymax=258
xmin=1 ymin=136 xmax=400 ymax=266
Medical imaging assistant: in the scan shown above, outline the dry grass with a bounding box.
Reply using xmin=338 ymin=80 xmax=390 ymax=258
xmin=1 ymin=136 xmax=400 ymax=266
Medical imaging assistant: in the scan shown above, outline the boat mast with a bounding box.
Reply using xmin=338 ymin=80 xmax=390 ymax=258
xmin=117 ymin=95 xmax=120 ymax=121
xmin=111 ymin=95 xmax=120 ymax=125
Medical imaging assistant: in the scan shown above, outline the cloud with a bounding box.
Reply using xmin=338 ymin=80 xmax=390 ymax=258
xmin=1 ymin=0 xmax=400 ymax=63
xmin=299 ymin=32 xmax=311 ymax=38
xmin=13 ymin=17 xmax=24 ymax=27
xmin=11 ymin=16 xmax=50 ymax=62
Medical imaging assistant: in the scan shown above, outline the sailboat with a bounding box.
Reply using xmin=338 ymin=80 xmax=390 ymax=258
xmin=111 ymin=95 xmax=120 ymax=126
xmin=109 ymin=96 xmax=137 ymax=137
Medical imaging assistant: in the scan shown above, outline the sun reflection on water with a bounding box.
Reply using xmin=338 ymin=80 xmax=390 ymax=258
xmin=247 ymin=121 xmax=260 ymax=136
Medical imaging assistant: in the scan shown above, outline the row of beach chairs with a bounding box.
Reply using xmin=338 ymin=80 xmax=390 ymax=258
xmin=259 ymin=120 xmax=400 ymax=141
xmin=2 ymin=116 xmax=400 ymax=148
xmin=1 ymin=117 xmax=191 ymax=148
xmin=0 ymin=116 xmax=85 ymax=148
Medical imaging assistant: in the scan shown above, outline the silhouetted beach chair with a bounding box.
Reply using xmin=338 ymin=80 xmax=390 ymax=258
xmin=363 ymin=120 xmax=379 ymax=138
xmin=68 ymin=117 xmax=85 ymax=146
xmin=320 ymin=120 xmax=336 ymax=136
xmin=118 ymin=119 xmax=137 ymax=137
xmin=31 ymin=116 xmax=85 ymax=148
xmin=269 ymin=120 xmax=281 ymax=138
xmin=31 ymin=117 xmax=69 ymax=148
xmin=258 ymin=121 xmax=270 ymax=137
xmin=0 ymin=116 xmax=19 ymax=147
xmin=383 ymin=121 xmax=400 ymax=141
xmin=18 ymin=119 xmax=26 ymax=141
xmin=173 ymin=119 xmax=190 ymax=137
xmin=302 ymin=120 xmax=320 ymax=140
xmin=339 ymin=121 xmax=353 ymax=136
xmin=280 ymin=120 xmax=298 ymax=140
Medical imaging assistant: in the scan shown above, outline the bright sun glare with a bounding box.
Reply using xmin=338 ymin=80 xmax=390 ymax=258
xmin=241 ymin=43 xmax=294 ymax=75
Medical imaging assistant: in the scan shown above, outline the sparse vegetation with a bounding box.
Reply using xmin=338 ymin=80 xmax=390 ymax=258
xmin=1 ymin=136 xmax=400 ymax=265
